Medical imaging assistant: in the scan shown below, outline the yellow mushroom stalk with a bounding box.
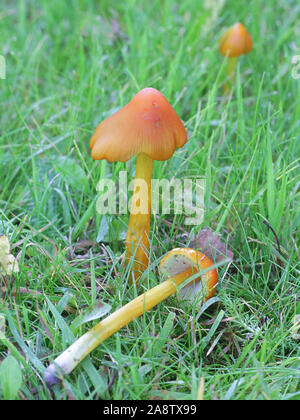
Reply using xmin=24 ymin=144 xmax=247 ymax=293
xmin=44 ymin=248 xmax=218 ymax=386
xmin=126 ymin=152 xmax=153 ymax=279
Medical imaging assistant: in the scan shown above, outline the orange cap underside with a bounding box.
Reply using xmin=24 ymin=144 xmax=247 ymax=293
xmin=159 ymin=248 xmax=218 ymax=300
xmin=219 ymin=23 xmax=252 ymax=58
xmin=90 ymin=88 xmax=187 ymax=162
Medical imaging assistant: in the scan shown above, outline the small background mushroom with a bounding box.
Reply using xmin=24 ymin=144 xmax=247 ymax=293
xmin=219 ymin=22 xmax=253 ymax=95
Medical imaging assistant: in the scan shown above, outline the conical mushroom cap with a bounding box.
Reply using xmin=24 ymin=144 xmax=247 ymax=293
xmin=90 ymin=88 xmax=187 ymax=162
xmin=219 ymin=22 xmax=252 ymax=58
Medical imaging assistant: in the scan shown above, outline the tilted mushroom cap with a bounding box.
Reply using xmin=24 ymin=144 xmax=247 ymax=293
xmin=219 ymin=22 xmax=252 ymax=58
xmin=90 ymin=88 xmax=187 ymax=162
xmin=159 ymin=248 xmax=218 ymax=303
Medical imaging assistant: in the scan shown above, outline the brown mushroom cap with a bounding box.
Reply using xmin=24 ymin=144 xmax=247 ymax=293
xmin=219 ymin=22 xmax=252 ymax=58
xmin=90 ymin=87 xmax=187 ymax=162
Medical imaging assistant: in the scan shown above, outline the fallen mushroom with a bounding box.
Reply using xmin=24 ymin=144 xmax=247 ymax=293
xmin=219 ymin=22 xmax=252 ymax=95
xmin=90 ymin=88 xmax=187 ymax=283
xmin=44 ymin=248 xmax=218 ymax=386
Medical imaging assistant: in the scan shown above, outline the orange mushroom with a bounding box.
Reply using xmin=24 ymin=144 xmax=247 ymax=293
xmin=90 ymin=88 xmax=187 ymax=283
xmin=219 ymin=22 xmax=253 ymax=95
xmin=44 ymin=248 xmax=218 ymax=386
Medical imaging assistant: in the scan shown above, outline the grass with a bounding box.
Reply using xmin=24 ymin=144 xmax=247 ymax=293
xmin=0 ymin=0 xmax=299 ymax=400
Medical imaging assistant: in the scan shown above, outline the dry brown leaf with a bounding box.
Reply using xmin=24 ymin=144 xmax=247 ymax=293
xmin=189 ymin=228 xmax=234 ymax=263
xmin=0 ymin=235 xmax=19 ymax=275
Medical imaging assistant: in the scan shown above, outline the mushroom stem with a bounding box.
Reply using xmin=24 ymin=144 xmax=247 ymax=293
xmin=44 ymin=269 xmax=192 ymax=386
xmin=126 ymin=152 xmax=153 ymax=283
xmin=223 ymin=57 xmax=238 ymax=96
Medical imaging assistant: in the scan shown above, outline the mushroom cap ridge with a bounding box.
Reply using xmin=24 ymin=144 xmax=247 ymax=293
xmin=90 ymin=87 xmax=187 ymax=162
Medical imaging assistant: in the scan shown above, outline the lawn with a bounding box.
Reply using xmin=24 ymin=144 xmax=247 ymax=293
xmin=0 ymin=0 xmax=299 ymax=401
